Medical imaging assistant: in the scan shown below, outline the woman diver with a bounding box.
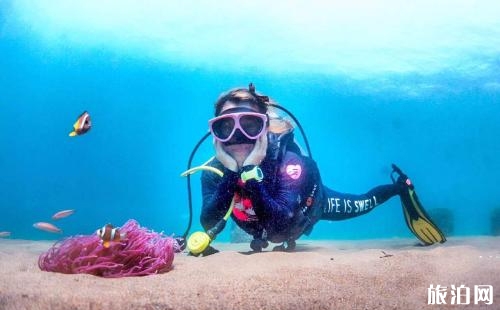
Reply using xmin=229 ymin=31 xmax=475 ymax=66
xmin=192 ymin=84 xmax=445 ymax=253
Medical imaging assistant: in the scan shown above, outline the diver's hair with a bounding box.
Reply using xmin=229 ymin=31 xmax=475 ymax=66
xmin=268 ymin=109 xmax=295 ymax=134
xmin=214 ymin=83 xmax=295 ymax=133
xmin=214 ymin=83 xmax=270 ymax=116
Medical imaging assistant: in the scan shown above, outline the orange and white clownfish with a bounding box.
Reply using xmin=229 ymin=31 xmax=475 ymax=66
xmin=69 ymin=111 xmax=91 ymax=137
xmin=96 ymin=224 xmax=126 ymax=248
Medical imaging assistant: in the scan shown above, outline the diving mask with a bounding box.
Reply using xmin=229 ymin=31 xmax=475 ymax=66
xmin=209 ymin=111 xmax=268 ymax=143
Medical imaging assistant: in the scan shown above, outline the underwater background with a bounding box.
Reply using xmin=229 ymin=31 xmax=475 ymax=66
xmin=1 ymin=0 xmax=499 ymax=242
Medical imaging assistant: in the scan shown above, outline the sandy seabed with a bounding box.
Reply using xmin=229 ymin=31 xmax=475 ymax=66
xmin=0 ymin=237 xmax=498 ymax=310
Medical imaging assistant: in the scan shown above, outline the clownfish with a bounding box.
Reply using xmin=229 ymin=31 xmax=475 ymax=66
xmin=69 ymin=111 xmax=91 ymax=137
xmin=96 ymin=224 xmax=126 ymax=248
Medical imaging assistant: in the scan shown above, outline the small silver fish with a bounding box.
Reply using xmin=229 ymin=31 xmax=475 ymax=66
xmin=51 ymin=209 xmax=75 ymax=220
xmin=0 ymin=231 xmax=11 ymax=238
xmin=33 ymin=222 xmax=62 ymax=233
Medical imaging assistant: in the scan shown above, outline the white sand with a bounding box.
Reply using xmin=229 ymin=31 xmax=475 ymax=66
xmin=0 ymin=237 xmax=498 ymax=309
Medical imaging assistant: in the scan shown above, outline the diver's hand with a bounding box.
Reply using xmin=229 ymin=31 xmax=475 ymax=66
xmin=243 ymin=134 xmax=268 ymax=167
xmin=214 ymin=140 xmax=238 ymax=172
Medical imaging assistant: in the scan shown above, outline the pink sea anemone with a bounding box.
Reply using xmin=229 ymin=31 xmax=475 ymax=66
xmin=38 ymin=219 xmax=179 ymax=278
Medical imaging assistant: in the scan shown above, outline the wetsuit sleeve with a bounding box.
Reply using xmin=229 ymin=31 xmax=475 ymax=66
xmin=243 ymin=152 xmax=306 ymax=233
xmin=200 ymin=164 xmax=239 ymax=230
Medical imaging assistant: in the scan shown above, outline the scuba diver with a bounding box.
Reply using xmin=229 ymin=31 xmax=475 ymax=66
xmin=182 ymin=83 xmax=445 ymax=255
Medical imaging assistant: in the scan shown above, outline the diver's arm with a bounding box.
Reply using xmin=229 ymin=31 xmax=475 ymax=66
xmin=200 ymin=166 xmax=239 ymax=230
xmin=243 ymin=152 xmax=306 ymax=231
xmin=245 ymin=181 xmax=298 ymax=232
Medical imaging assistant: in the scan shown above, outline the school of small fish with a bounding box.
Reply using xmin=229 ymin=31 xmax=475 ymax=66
xmin=32 ymin=209 xmax=76 ymax=234
xmin=0 ymin=112 xmax=92 ymax=238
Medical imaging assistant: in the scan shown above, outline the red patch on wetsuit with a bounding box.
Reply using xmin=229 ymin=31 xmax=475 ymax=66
xmin=232 ymin=193 xmax=257 ymax=221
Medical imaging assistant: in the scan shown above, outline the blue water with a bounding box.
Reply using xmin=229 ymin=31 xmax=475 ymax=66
xmin=1 ymin=1 xmax=499 ymax=242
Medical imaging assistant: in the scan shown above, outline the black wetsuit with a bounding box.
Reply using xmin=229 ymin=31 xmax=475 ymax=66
xmin=200 ymin=131 xmax=402 ymax=244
